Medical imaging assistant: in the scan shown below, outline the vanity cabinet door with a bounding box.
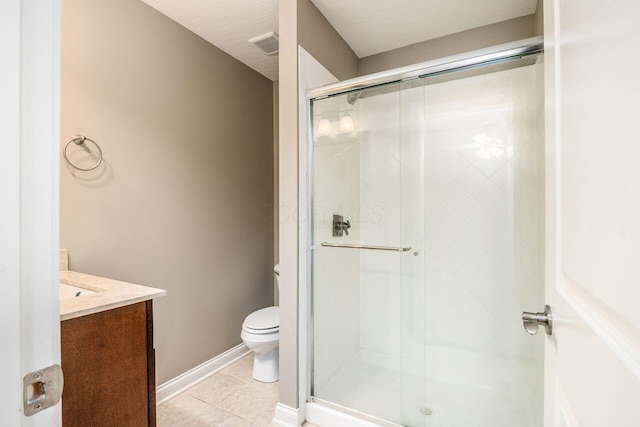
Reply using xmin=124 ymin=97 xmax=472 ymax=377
xmin=61 ymin=301 xmax=156 ymax=426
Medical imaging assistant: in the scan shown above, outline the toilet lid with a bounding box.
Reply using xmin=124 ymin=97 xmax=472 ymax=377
xmin=244 ymin=306 xmax=279 ymax=330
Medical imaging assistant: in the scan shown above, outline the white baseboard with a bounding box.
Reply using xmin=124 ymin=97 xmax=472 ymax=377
xmin=156 ymin=343 xmax=250 ymax=405
xmin=272 ymin=402 xmax=302 ymax=427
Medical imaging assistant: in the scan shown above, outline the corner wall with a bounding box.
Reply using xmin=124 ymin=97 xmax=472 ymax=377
xmin=278 ymin=0 xmax=301 ymax=410
xmin=60 ymin=0 xmax=274 ymax=384
xmin=297 ymin=0 xmax=359 ymax=81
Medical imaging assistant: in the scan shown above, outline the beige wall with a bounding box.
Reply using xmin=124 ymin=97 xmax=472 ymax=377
xmin=359 ymin=12 xmax=543 ymax=75
xmin=298 ymin=0 xmax=359 ymax=81
xmin=61 ymin=0 xmax=274 ymax=384
xmin=534 ymin=0 xmax=544 ymax=36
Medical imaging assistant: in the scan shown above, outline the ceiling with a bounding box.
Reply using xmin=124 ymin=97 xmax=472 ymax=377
xmin=311 ymin=0 xmax=538 ymax=58
xmin=141 ymin=0 xmax=279 ymax=80
xmin=141 ymin=0 xmax=537 ymax=81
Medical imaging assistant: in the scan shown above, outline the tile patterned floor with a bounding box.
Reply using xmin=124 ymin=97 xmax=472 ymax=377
xmin=157 ymin=353 xmax=320 ymax=427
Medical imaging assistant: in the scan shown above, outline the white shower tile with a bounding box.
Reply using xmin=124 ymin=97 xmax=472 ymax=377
xmin=440 ymin=273 xmax=473 ymax=304
xmin=472 ymin=155 xmax=507 ymax=178
xmin=424 ymin=226 xmax=453 ymax=258
xmin=438 ymin=211 xmax=471 ymax=241
xmin=455 ymin=214 xmax=509 ymax=258
xmin=489 ymin=163 xmax=511 ymax=192
xmin=430 ymin=149 xmax=470 ymax=178
xmin=435 ymin=179 xmax=470 ymax=211
xmin=513 ymin=116 xmax=537 ymax=148
xmin=429 ymin=243 xmax=470 ymax=272
xmin=455 ymin=164 xmax=487 ymax=194
xmin=473 ymin=179 xmax=507 ymax=212
xmin=452 ymin=196 xmax=487 ymax=226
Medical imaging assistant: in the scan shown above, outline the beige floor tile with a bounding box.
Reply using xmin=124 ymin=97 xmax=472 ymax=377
xmin=160 ymin=353 xmax=286 ymax=427
xmin=187 ymin=406 xmax=252 ymax=427
xmin=217 ymin=381 xmax=279 ymax=426
xmin=187 ymin=373 xmax=246 ymax=406
xmin=219 ymin=354 xmax=255 ymax=383
xmin=157 ymin=394 xmax=213 ymax=427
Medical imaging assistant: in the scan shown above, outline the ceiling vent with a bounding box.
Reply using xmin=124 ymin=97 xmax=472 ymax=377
xmin=249 ymin=31 xmax=279 ymax=56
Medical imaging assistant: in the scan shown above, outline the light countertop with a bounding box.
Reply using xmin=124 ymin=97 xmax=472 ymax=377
xmin=60 ymin=270 xmax=166 ymax=321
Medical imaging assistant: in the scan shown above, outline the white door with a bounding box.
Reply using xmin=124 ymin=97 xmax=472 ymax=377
xmin=0 ymin=0 xmax=62 ymax=425
xmin=543 ymin=0 xmax=640 ymax=425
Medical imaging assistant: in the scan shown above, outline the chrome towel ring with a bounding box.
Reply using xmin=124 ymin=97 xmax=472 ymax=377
xmin=63 ymin=134 xmax=103 ymax=171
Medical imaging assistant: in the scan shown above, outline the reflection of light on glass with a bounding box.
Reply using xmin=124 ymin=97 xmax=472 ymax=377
xmin=317 ymin=119 xmax=332 ymax=136
xmin=474 ymin=133 xmax=504 ymax=159
xmin=339 ymin=114 xmax=355 ymax=132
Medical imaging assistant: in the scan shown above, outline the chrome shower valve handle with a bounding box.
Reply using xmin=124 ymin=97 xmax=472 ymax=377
xmin=332 ymin=214 xmax=351 ymax=237
xmin=341 ymin=220 xmax=351 ymax=235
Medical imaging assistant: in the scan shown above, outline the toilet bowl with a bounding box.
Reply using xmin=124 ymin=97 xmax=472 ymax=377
xmin=241 ymin=265 xmax=280 ymax=383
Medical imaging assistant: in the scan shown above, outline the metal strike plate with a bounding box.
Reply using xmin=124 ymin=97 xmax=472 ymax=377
xmin=23 ymin=364 xmax=64 ymax=416
xmin=522 ymin=305 xmax=553 ymax=336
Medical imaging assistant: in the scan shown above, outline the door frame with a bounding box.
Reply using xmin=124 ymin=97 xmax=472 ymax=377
xmin=0 ymin=0 xmax=62 ymax=424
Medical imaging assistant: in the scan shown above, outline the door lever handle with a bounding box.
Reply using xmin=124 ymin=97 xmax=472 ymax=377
xmin=522 ymin=305 xmax=552 ymax=336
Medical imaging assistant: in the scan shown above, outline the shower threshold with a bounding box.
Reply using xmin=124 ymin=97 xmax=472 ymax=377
xmin=309 ymin=397 xmax=404 ymax=427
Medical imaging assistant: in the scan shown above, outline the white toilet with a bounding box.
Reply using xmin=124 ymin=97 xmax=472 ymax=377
xmin=241 ymin=264 xmax=280 ymax=383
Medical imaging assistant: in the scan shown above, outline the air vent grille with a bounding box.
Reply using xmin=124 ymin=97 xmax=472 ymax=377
xmin=249 ymin=31 xmax=279 ymax=56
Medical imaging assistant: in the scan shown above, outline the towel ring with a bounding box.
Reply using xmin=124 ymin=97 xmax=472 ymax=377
xmin=63 ymin=134 xmax=103 ymax=171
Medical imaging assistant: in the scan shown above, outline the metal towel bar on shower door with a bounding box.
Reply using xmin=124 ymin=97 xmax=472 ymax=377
xmin=320 ymin=242 xmax=411 ymax=252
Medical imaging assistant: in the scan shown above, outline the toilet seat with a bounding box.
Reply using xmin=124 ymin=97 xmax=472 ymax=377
xmin=243 ymin=325 xmax=279 ymax=335
xmin=242 ymin=306 xmax=279 ymax=335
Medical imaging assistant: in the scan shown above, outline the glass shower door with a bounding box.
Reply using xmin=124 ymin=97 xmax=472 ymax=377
xmin=311 ymin=82 xmax=426 ymax=427
xmin=419 ymin=60 xmax=545 ymax=426
xmin=310 ymin=56 xmax=544 ymax=427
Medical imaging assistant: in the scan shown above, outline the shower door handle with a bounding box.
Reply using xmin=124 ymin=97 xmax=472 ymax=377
xmin=522 ymin=305 xmax=552 ymax=336
xmin=321 ymin=242 xmax=411 ymax=252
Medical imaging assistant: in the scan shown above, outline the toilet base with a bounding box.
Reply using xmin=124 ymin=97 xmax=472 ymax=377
xmin=252 ymin=348 xmax=279 ymax=383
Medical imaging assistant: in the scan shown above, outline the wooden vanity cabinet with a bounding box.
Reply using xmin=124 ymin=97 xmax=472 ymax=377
xmin=61 ymin=301 xmax=156 ymax=426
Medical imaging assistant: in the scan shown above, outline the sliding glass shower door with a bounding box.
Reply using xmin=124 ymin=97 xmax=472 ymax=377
xmin=311 ymin=80 xmax=426 ymax=426
xmin=310 ymin=57 xmax=544 ymax=427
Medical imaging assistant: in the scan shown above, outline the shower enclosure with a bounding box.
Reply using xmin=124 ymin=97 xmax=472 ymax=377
xmin=308 ymin=41 xmax=545 ymax=427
